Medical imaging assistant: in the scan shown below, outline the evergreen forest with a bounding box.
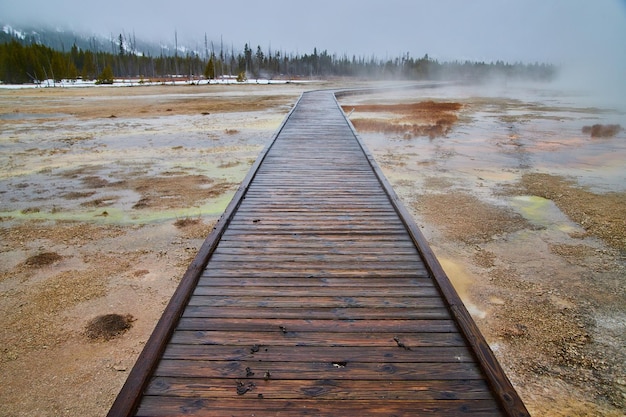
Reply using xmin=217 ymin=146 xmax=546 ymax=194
xmin=0 ymin=32 xmax=557 ymax=85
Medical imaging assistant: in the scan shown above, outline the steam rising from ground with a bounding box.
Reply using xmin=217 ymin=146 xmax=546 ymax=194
xmin=554 ymin=60 xmax=626 ymax=112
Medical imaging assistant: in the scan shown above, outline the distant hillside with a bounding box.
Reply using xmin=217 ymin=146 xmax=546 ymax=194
xmin=0 ymin=23 xmax=201 ymax=58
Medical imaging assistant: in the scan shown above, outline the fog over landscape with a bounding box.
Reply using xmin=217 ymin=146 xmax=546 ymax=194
xmin=1 ymin=2 xmax=626 ymax=416
xmin=1 ymin=0 xmax=624 ymax=62
xmin=3 ymin=0 xmax=625 ymax=102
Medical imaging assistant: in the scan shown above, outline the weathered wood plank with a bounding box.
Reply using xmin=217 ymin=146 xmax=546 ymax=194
xmin=187 ymin=296 xmax=447 ymax=308
xmin=154 ymin=359 xmax=485 ymax=380
xmin=182 ymin=306 xmax=452 ymax=320
xmin=195 ymin=277 xmax=429 ymax=287
xmin=220 ymin=229 xmax=411 ymax=237
xmin=228 ymin=219 xmax=406 ymax=228
xmin=203 ymin=260 xmax=427 ymax=270
xmin=169 ymin=330 xmax=466 ymax=348
xmin=216 ymin=233 xmax=417 ymax=244
xmin=176 ymin=318 xmax=458 ymax=333
xmin=211 ymin=245 xmax=420 ymax=256
xmin=191 ymin=286 xmax=437 ymax=297
xmin=161 ymin=344 xmax=474 ymax=363
xmin=200 ymin=269 xmax=431 ymax=279
xmin=136 ymin=398 xmax=503 ymax=417
xmin=146 ymin=377 xmax=494 ymax=400
xmin=224 ymin=226 xmax=408 ymax=234
xmin=207 ymin=252 xmax=423 ymax=262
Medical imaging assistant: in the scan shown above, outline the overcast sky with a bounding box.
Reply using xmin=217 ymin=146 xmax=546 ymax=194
xmin=2 ymin=0 xmax=625 ymax=67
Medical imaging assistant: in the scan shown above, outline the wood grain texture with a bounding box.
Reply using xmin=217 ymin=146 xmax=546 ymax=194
xmin=108 ymin=90 xmax=528 ymax=417
xmin=136 ymin=398 xmax=503 ymax=417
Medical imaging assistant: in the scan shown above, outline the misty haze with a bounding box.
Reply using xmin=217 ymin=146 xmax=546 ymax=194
xmin=1 ymin=1 xmax=625 ymax=416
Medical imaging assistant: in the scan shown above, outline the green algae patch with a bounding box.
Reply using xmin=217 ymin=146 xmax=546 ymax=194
xmin=0 ymin=193 xmax=233 ymax=226
xmin=510 ymin=195 xmax=551 ymax=220
xmin=512 ymin=173 xmax=626 ymax=251
xmin=510 ymin=195 xmax=580 ymax=234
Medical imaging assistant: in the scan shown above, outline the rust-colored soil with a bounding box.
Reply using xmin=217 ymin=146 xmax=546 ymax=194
xmin=343 ymin=101 xmax=462 ymax=138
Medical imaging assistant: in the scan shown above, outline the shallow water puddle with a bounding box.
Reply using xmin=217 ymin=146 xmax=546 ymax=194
xmin=510 ymin=195 xmax=582 ymax=234
xmin=0 ymin=112 xmax=69 ymax=120
xmin=437 ymin=256 xmax=487 ymax=319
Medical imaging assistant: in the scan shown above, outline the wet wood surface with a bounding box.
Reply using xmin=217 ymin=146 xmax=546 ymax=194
xmin=108 ymin=90 xmax=528 ymax=416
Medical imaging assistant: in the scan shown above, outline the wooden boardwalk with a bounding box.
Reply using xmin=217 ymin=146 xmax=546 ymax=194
xmin=108 ymin=90 xmax=529 ymax=416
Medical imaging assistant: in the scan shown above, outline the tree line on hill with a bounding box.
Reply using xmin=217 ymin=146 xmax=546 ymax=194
xmin=0 ymin=36 xmax=557 ymax=85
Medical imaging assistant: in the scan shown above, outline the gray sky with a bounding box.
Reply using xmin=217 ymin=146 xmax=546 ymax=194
xmin=2 ymin=0 xmax=625 ymax=66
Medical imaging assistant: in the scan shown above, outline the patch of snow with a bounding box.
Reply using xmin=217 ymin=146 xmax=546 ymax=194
xmin=3 ymin=25 xmax=25 ymax=40
xmin=0 ymin=77 xmax=316 ymax=90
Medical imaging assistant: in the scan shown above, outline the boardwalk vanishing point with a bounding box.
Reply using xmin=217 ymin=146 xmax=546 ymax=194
xmin=108 ymin=90 xmax=529 ymax=416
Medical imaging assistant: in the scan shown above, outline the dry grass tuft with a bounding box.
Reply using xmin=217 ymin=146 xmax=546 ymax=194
xmin=24 ymin=252 xmax=63 ymax=268
xmin=85 ymin=314 xmax=135 ymax=341
xmin=174 ymin=217 xmax=202 ymax=228
xmin=82 ymin=176 xmax=110 ymax=188
xmin=61 ymin=191 xmax=97 ymax=200
xmin=20 ymin=207 xmax=40 ymax=214
xmin=582 ymin=124 xmax=622 ymax=138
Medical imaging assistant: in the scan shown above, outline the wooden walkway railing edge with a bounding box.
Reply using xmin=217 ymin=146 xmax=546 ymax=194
xmin=333 ymin=91 xmax=529 ymax=417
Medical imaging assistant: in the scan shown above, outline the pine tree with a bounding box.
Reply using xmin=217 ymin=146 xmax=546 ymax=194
xmin=243 ymin=43 xmax=252 ymax=76
xmin=204 ymin=55 xmax=215 ymax=80
xmin=82 ymin=50 xmax=96 ymax=80
xmin=67 ymin=60 xmax=78 ymax=81
xmin=255 ymin=45 xmax=264 ymax=77
xmin=51 ymin=52 xmax=66 ymax=82
xmin=96 ymin=64 xmax=114 ymax=84
xmin=118 ymin=34 xmax=124 ymax=56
